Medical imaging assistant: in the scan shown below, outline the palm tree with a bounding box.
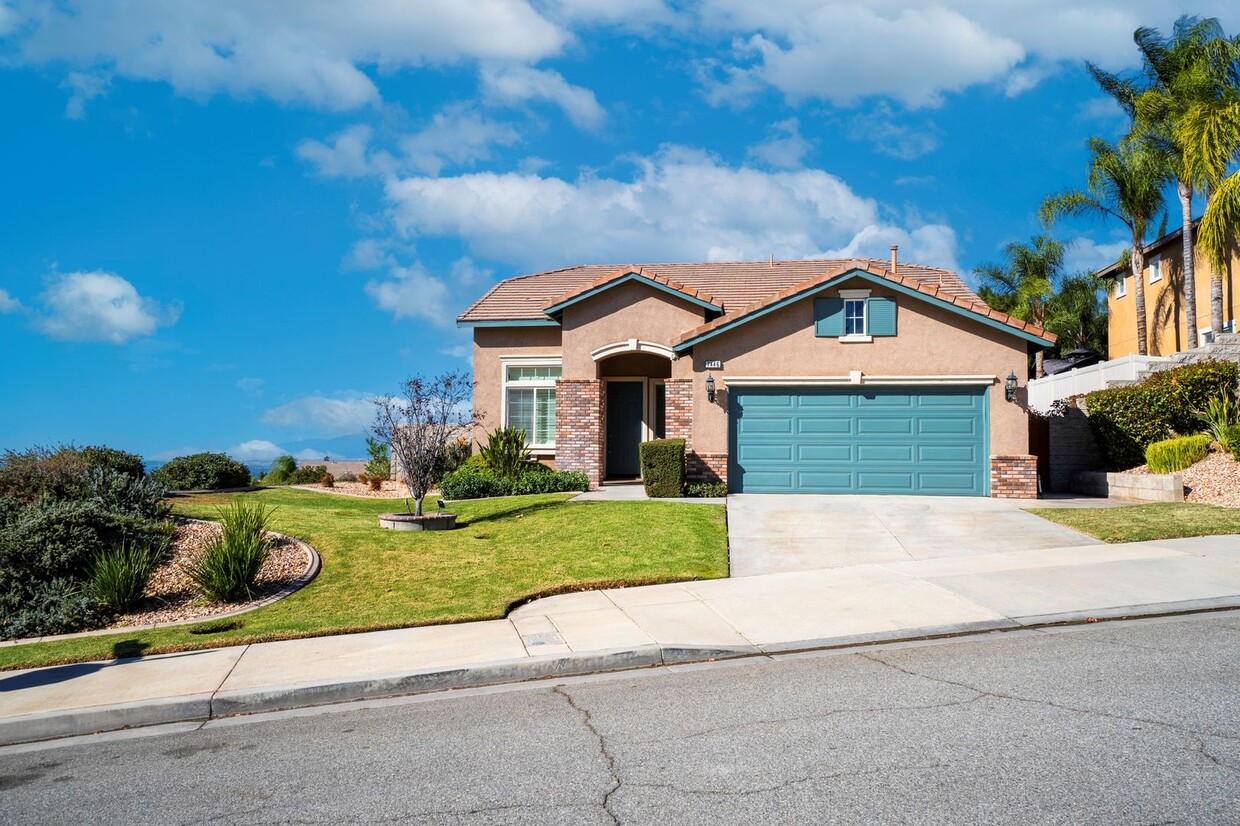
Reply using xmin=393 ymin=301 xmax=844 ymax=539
xmin=1045 ymin=273 xmax=1109 ymax=356
xmin=974 ymin=235 xmax=1064 ymax=377
xmin=1041 ymin=137 xmax=1171 ymax=355
xmin=1173 ymin=33 xmax=1240 ymax=336
xmin=1126 ymin=17 xmax=1240 ymax=346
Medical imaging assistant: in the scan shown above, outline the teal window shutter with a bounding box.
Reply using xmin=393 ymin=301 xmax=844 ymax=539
xmin=868 ymin=297 xmax=897 ymax=336
xmin=814 ymin=298 xmax=845 ymax=336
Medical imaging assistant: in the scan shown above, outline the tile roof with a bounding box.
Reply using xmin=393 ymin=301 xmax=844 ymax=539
xmin=543 ymin=266 xmax=722 ymax=312
xmin=457 ymin=258 xmax=981 ymax=323
xmin=673 ymin=260 xmax=1055 ymax=347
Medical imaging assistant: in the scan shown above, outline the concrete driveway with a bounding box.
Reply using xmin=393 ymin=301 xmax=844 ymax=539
xmin=727 ymin=494 xmax=1102 ymax=577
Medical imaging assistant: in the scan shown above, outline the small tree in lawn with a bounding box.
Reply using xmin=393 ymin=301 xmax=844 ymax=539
xmin=372 ymin=371 xmax=479 ymax=517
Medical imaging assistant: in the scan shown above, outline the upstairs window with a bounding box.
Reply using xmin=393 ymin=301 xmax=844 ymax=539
xmin=1115 ymin=276 xmax=1127 ymax=298
xmin=844 ymin=299 xmax=867 ymax=336
xmin=1149 ymin=255 xmax=1163 ymax=284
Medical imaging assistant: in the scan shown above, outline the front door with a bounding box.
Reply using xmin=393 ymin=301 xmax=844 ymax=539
xmin=605 ymin=381 xmax=644 ymax=478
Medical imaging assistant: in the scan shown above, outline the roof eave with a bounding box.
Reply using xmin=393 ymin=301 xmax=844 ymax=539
xmin=456 ymin=318 xmax=561 ymax=328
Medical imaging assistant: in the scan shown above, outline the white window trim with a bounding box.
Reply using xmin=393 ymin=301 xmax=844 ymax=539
xmin=839 ymin=288 xmax=872 ymax=299
xmin=1148 ymin=255 xmax=1162 ymax=284
xmin=501 ymin=357 xmax=562 ymax=452
xmin=1200 ymin=329 xmax=1215 ymax=347
xmin=723 ymin=374 xmax=997 ymax=387
xmin=1115 ymin=276 xmax=1127 ymax=298
xmin=843 ymin=297 xmax=868 ymax=339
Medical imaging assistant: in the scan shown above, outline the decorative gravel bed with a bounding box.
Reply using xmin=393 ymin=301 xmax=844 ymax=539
xmin=1123 ymin=450 xmax=1240 ymax=508
xmin=289 ymin=480 xmax=416 ymax=499
xmin=107 ymin=518 xmax=314 ymax=629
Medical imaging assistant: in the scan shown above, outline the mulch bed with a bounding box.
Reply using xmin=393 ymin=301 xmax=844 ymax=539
xmin=107 ymin=518 xmax=313 ymax=628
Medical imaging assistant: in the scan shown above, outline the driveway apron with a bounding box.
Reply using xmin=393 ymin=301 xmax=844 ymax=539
xmin=726 ymin=494 xmax=1102 ymax=576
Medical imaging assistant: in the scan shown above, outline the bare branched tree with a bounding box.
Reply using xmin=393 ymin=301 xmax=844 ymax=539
xmin=372 ymin=371 xmax=479 ymax=517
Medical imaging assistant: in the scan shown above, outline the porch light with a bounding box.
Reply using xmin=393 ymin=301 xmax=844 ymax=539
xmin=705 ymin=372 xmax=716 ymax=403
xmin=1005 ymin=370 xmax=1019 ymax=402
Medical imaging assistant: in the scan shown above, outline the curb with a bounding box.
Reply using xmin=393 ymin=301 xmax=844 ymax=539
xmin=4 ymin=601 xmax=1239 ymax=748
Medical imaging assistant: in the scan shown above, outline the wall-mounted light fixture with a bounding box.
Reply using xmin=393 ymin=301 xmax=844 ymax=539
xmin=1005 ymin=370 xmax=1019 ymax=402
xmin=705 ymin=372 xmax=716 ymax=403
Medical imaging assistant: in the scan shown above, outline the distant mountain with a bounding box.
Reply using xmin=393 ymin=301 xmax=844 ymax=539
xmin=279 ymin=433 xmax=371 ymax=461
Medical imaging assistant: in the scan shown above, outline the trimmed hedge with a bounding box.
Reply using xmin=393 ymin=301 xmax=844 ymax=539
xmin=1085 ymin=360 xmax=1239 ymax=470
xmin=438 ymin=466 xmax=589 ymax=500
xmin=1145 ymin=434 xmax=1211 ymax=474
xmin=150 ymin=452 xmax=252 ymax=491
xmin=639 ymin=438 xmax=685 ymax=498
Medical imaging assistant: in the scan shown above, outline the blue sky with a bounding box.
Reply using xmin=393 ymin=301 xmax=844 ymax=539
xmin=1 ymin=1 xmax=1236 ymax=461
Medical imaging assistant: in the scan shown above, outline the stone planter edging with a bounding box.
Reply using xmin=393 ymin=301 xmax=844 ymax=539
xmin=378 ymin=512 xmax=458 ymax=531
xmin=1071 ymin=471 xmax=1185 ymax=503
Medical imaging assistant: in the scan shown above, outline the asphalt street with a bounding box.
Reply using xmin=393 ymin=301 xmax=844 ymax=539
xmin=3 ymin=611 xmax=1239 ymax=825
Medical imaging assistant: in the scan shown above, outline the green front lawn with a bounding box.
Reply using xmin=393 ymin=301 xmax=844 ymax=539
xmin=0 ymin=489 xmax=728 ymax=671
xmin=1029 ymin=503 xmax=1240 ymax=543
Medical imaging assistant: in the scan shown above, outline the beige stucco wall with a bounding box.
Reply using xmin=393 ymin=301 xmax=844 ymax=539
xmin=1108 ymin=238 xmax=1238 ymax=358
xmin=687 ymin=279 xmax=1033 ymax=456
xmin=559 ymin=280 xmax=704 ymax=380
xmin=471 ymin=326 xmax=562 ymax=449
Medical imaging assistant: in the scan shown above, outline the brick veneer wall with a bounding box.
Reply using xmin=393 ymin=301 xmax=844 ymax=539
xmin=664 ymin=379 xmax=692 ymax=441
xmin=688 ymin=452 xmax=728 ymax=485
xmin=990 ymin=455 xmax=1038 ymax=499
xmin=556 ymin=379 xmax=602 ymax=489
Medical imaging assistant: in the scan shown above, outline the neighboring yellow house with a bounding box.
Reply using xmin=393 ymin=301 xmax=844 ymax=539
xmin=1102 ymin=224 xmax=1238 ymax=358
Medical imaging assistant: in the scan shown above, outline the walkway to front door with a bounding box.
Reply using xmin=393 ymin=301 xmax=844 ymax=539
xmin=605 ymin=381 xmax=643 ymax=478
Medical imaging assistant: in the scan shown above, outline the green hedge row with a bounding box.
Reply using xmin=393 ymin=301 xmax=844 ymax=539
xmin=150 ymin=452 xmax=252 ymax=491
xmin=1085 ymin=360 xmax=1238 ymax=470
xmin=438 ymin=465 xmax=590 ymax=500
xmin=639 ymin=438 xmax=685 ymax=498
xmin=1145 ymin=434 xmax=1211 ymax=474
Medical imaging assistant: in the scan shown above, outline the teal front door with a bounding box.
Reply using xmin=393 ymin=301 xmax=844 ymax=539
xmin=730 ymin=386 xmax=989 ymax=495
xmin=606 ymin=381 xmax=644 ymax=478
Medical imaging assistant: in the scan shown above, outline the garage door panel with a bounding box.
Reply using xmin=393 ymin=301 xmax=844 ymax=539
xmin=731 ymin=386 xmax=988 ymax=496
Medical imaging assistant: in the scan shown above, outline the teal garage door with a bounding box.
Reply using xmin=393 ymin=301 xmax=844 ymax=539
xmin=730 ymin=386 xmax=989 ymax=495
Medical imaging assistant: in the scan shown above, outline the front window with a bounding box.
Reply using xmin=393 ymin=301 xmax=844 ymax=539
xmin=1149 ymin=256 xmax=1162 ymax=283
xmin=504 ymin=364 xmax=560 ymax=449
xmin=844 ymin=299 xmax=867 ymax=336
xmin=1115 ymin=276 xmax=1127 ymax=298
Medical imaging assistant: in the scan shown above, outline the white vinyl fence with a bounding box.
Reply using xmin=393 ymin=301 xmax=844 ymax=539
xmin=1027 ymin=354 xmax=1176 ymax=413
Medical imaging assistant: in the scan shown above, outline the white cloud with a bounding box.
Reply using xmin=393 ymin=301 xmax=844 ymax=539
xmin=399 ymin=105 xmax=522 ymax=175
xmin=1064 ymin=236 xmax=1129 ymax=275
xmin=35 ymin=271 xmax=180 ymax=344
xmin=0 ymin=288 xmax=21 ymax=313
xmin=60 ymin=71 xmax=108 ymax=119
xmin=847 ymin=104 xmax=942 ymax=160
xmin=9 ymin=0 xmax=568 ymax=110
xmin=226 ymin=439 xmax=288 ymax=462
xmin=384 ymin=144 xmax=960 ymax=270
xmin=261 ymin=394 xmax=375 ymax=434
xmin=697 ymin=1 xmax=1240 ymax=106
xmin=747 ymin=117 xmax=812 ymax=169
xmin=481 ymin=66 xmax=605 ymax=129
xmin=542 ymin=0 xmax=676 ymax=29
xmin=364 ymin=262 xmax=454 ymax=328
xmin=237 ymin=377 xmax=265 ymax=395
xmin=296 ymin=124 xmax=384 ymax=178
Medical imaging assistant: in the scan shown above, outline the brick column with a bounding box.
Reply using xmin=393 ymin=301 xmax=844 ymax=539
xmin=991 ymin=455 xmax=1038 ymax=499
xmin=556 ymin=379 xmax=602 ymax=490
xmin=687 ymin=452 xmax=728 ymax=485
xmin=664 ymin=379 xmax=692 ymax=441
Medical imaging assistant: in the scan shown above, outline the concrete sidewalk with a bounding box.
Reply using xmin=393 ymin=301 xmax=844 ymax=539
xmin=3 ymin=534 xmax=1240 ymax=746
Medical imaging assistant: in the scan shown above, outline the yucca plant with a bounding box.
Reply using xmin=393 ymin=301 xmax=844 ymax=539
xmin=184 ymin=501 xmax=275 ymax=603
xmin=91 ymin=541 xmax=167 ymax=613
xmin=480 ymin=426 xmax=531 ymax=480
xmin=1195 ymin=385 xmax=1239 ymax=448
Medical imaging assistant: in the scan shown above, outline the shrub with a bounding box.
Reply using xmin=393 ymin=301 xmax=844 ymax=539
xmin=1196 ymin=391 xmax=1238 ymax=448
xmin=80 ymin=446 xmax=145 ymax=479
xmin=1085 ymin=360 xmax=1240 ymax=469
xmin=91 ymin=542 xmax=166 ymax=612
xmin=443 ymin=437 xmax=472 ymax=473
xmin=364 ymin=436 xmax=391 ymax=481
xmin=0 ymin=578 xmax=111 ymax=641
xmin=286 ymin=464 xmax=328 ymax=485
xmin=639 ymin=438 xmax=685 ymax=498
xmin=261 ymin=455 xmax=298 ymax=486
xmin=151 ymin=452 xmax=252 ymax=491
xmin=0 ymin=444 xmax=141 ymax=502
xmin=337 ymin=471 xmax=358 ymax=482
xmin=480 ymin=427 xmax=531 ymax=480
xmin=1145 ymin=434 xmax=1211 ymax=474
xmin=1227 ymin=425 xmax=1240 ymax=463
xmin=438 ymin=466 xmax=589 ymax=500
xmin=83 ymin=468 xmax=169 ymax=520
xmin=357 ymin=473 xmax=384 ymax=491
xmin=320 ymin=473 xmax=335 ymax=488
xmin=685 ymin=482 xmax=728 ymax=498
xmin=184 ymin=501 xmax=274 ymax=602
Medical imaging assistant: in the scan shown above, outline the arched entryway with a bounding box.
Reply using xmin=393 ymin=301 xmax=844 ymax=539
xmin=592 ymin=341 xmax=674 ymax=480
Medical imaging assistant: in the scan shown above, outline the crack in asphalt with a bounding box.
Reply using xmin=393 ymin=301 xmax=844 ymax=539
xmin=554 ymin=685 xmax=622 ymax=825
xmin=1193 ymin=736 xmax=1240 ymax=776
xmin=626 ymin=761 xmax=947 ymax=800
xmin=859 ymin=651 xmax=1240 ymax=745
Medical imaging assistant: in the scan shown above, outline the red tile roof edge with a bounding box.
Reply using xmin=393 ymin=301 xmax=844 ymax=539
xmin=542 ymin=265 xmax=722 ymax=313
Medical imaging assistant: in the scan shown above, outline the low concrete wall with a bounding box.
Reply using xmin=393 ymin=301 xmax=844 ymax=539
xmin=1072 ymin=471 xmax=1184 ymax=503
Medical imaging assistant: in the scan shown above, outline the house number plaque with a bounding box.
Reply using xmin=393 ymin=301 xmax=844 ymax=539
xmin=704 ymin=360 xmax=723 ymax=369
